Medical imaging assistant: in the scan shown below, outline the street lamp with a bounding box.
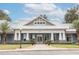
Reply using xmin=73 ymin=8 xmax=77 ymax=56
xmin=20 ymin=27 xmax=22 ymax=48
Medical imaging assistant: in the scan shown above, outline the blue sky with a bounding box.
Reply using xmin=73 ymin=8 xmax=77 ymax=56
xmin=0 ymin=3 xmax=76 ymax=22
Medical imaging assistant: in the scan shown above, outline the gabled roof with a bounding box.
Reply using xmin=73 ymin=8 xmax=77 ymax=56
xmin=24 ymin=15 xmax=55 ymax=26
xmin=11 ymin=16 xmax=72 ymax=30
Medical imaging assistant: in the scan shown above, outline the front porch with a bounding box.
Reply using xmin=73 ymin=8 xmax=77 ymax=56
xmin=0 ymin=29 xmax=77 ymax=44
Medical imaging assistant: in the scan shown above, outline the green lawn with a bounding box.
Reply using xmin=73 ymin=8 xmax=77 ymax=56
xmin=49 ymin=44 xmax=79 ymax=48
xmin=0 ymin=44 xmax=32 ymax=50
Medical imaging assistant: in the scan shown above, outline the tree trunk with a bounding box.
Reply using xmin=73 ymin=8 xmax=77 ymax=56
xmin=76 ymin=30 xmax=79 ymax=44
xmin=3 ymin=33 xmax=7 ymax=45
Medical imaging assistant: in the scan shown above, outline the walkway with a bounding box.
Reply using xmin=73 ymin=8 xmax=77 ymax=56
xmin=32 ymin=44 xmax=49 ymax=49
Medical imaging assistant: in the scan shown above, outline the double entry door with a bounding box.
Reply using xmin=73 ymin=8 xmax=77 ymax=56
xmin=36 ymin=34 xmax=43 ymax=44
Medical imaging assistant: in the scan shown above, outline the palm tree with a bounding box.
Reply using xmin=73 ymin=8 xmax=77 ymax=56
xmin=0 ymin=21 xmax=10 ymax=44
xmin=72 ymin=20 xmax=79 ymax=44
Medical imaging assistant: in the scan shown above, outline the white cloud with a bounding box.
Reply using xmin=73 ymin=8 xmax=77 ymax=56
xmin=3 ymin=9 xmax=10 ymax=14
xmin=76 ymin=3 xmax=79 ymax=5
xmin=23 ymin=4 xmax=66 ymax=20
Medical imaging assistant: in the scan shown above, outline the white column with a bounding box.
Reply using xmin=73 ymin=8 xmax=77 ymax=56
xmin=63 ymin=32 xmax=66 ymax=40
xmin=14 ymin=32 xmax=17 ymax=40
xmin=26 ymin=33 xmax=29 ymax=40
xmin=51 ymin=33 xmax=54 ymax=40
xmin=59 ymin=33 xmax=62 ymax=40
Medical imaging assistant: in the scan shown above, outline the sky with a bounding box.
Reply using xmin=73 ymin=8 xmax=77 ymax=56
xmin=0 ymin=3 xmax=77 ymax=22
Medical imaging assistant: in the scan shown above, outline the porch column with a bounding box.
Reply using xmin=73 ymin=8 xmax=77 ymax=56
xmin=26 ymin=33 xmax=29 ymax=40
xmin=14 ymin=31 xmax=17 ymax=40
xmin=59 ymin=33 xmax=62 ymax=40
xmin=18 ymin=31 xmax=21 ymax=40
xmin=51 ymin=33 xmax=54 ymax=40
xmin=63 ymin=32 xmax=66 ymax=41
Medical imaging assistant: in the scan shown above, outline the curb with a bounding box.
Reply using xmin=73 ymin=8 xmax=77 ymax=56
xmin=0 ymin=48 xmax=79 ymax=51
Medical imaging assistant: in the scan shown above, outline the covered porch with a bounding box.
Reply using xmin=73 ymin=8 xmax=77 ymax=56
xmin=14 ymin=29 xmax=69 ymax=44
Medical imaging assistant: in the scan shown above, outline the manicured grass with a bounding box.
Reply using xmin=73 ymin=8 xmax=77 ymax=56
xmin=49 ymin=44 xmax=79 ymax=48
xmin=0 ymin=44 xmax=32 ymax=50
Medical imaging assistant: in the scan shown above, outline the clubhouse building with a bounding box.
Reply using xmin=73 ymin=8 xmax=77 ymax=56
xmin=0 ymin=15 xmax=77 ymax=44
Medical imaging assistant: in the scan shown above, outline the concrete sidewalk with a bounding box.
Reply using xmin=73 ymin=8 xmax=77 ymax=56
xmin=0 ymin=44 xmax=79 ymax=51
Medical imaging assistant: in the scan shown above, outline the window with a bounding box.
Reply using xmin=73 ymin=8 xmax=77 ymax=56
xmin=34 ymin=21 xmax=46 ymax=25
xmin=66 ymin=34 xmax=71 ymax=42
xmin=35 ymin=22 xmax=36 ymax=24
xmin=43 ymin=22 xmax=45 ymax=24
xmin=40 ymin=22 xmax=42 ymax=24
xmin=21 ymin=33 xmax=26 ymax=41
xmin=38 ymin=22 xmax=39 ymax=24
xmin=54 ymin=33 xmax=59 ymax=42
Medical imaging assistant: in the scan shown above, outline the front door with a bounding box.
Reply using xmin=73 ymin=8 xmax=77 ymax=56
xmin=36 ymin=34 xmax=43 ymax=44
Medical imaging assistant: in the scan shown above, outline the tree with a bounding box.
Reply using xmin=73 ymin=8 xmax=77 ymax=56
xmin=65 ymin=6 xmax=79 ymax=23
xmin=0 ymin=21 xmax=10 ymax=44
xmin=72 ymin=20 xmax=79 ymax=44
xmin=0 ymin=10 xmax=11 ymax=21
